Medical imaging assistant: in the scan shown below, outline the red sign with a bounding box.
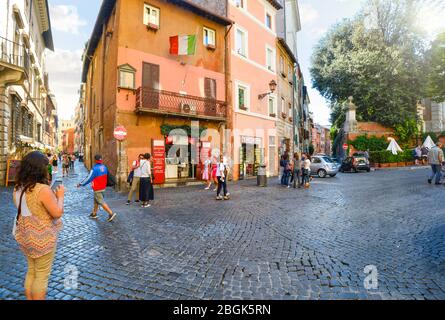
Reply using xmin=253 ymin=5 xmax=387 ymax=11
xmin=114 ymin=126 xmax=127 ymax=141
xmin=343 ymin=144 xmax=348 ymax=150
xmin=152 ymin=139 xmax=165 ymax=185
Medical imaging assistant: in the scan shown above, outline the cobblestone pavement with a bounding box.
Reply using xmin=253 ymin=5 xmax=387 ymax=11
xmin=1 ymin=162 xmax=444 ymax=300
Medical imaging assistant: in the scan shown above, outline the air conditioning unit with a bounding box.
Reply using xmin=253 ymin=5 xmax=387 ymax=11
xmin=181 ymin=102 xmax=197 ymax=114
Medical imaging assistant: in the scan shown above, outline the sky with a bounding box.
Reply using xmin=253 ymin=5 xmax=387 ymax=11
xmin=46 ymin=0 xmax=445 ymax=124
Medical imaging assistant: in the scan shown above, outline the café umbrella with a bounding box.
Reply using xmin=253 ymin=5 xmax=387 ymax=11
xmin=387 ymin=138 xmax=403 ymax=155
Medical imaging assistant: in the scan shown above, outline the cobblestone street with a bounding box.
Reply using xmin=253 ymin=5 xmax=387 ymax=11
xmin=1 ymin=162 xmax=444 ymax=300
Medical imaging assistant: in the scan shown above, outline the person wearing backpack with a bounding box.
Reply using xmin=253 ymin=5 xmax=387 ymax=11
xmin=77 ymin=154 xmax=117 ymax=222
xmin=12 ymin=151 xmax=64 ymax=300
xmin=281 ymin=154 xmax=291 ymax=187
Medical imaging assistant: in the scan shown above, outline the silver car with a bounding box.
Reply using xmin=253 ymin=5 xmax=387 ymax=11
xmin=310 ymin=156 xmax=340 ymax=178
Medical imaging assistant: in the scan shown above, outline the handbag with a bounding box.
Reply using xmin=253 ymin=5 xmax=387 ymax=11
xmin=14 ymin=187 xmax=60 ymax=258
xmin=127 ymin=170 xmax=134 ymax=185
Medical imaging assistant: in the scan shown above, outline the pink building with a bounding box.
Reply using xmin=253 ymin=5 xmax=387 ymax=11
xmin=228 ymin=0 xmax=282 ymax=180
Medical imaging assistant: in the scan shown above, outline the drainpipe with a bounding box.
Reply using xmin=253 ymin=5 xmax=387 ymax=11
xmin=224 ymin=17 xmax=234 ymax=172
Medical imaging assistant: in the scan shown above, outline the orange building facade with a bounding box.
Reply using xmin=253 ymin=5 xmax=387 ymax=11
xmin=82 ymin=0 xmax=232 ymax=188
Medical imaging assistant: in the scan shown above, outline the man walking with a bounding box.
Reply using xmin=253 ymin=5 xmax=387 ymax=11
xmin=427 ymin=142 xmax=444 ymax=185
xmin=77 ymin=154 xmax=117 ymax=222
xmin=216 ymin=155 xmax=230 ymax=200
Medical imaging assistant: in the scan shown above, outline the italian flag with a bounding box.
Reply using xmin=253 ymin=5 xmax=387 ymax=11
xmin=170 ymin=35 xmax=196 ymax=55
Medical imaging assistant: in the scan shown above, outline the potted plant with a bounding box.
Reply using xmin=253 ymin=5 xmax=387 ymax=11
xmin=270 ymin=113 xmax=276 ymax=118
xmin=281 ymin=112 xmax=287 ymax=119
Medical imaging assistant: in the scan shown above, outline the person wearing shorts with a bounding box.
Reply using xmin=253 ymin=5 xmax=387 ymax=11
xmin=77 ymin=154 xmax=117 ymax=222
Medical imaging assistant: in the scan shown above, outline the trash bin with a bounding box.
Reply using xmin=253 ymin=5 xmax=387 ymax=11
xmin=257 ymin=165 xmax=267 ymax=187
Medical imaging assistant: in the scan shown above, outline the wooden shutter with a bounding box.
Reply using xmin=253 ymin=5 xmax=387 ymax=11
xmin=204 ymin=78 xmax=217 ymax=116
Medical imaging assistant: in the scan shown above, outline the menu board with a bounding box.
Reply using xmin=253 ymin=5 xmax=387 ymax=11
xmin=6 ymin=160 xmax=21 ymax=186
xmin=152 ymin=140 xmax=165 ymax=185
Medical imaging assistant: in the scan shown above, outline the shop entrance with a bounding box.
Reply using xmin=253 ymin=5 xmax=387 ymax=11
xmin=239 ymin=136 xmax=263 ymax=179
xmin=165 ymin=135 xmax=198 ymax=181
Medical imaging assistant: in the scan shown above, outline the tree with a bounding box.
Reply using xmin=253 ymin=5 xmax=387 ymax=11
xmin=426 ymin=31 xmax=445 ymax=102
xmin=310 ymin=0 xmax=428 ymax=128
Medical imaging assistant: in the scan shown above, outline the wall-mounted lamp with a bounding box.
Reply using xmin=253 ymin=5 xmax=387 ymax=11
xmin=258 ymin=80 xmax=277 ymax=100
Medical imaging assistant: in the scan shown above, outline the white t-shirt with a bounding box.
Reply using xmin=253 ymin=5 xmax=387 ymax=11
xmin=133 ymin=160 xmax=142 ymax=177
xmin=216 ymin=162 xmax=228 ymax=178
xmin=303 ymin=159 xmax=311 ymax=170
xmin=139 ymin=159 xmax=151 ymax=178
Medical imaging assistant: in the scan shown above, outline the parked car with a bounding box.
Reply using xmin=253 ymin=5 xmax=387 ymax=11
xmin=340 ymin=154 xmax=371 ymax=173
xmin=310 ymin=156 xmax=340 ymax=178
xmin=330 ymin=157 xmax=341 ymax=166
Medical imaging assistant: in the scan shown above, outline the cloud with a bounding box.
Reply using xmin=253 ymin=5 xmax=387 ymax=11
xmin=46 ymin=48 xmax=83 ymax=119
xmin=299 ymin=3 xmax=320 ymax=26
xmin=50 ymin=5 xmax=87 ymax=35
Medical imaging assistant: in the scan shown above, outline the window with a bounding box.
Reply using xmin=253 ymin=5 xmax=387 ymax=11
xmin=143 ymin=4 xmax=160 ymax=29
xmin=266 ymin=13 xmax=272 ymax=30
xmin=289 ymin=102 xmax=293 ymax=118
xmin=281 ymin=98 xmax=285 ymax=115
xmin=235 ymin=0 xmax=245 ymax=9
xmin=203 ymin=27 xmax=216 ymax=48
xmin=118 ymin=64 xmax=136 ymax=89
xmin=268 ymin=96 xmax=275 ymax=116
xmin=280 ymin=56 xmax=285 ymax=76
xmin=36 ymin=123 xmax=41 ymax=142
xmin=237 ymin=84 xmax=248 ymax=110
xmin=288 ymin=64 xmax=293 ymax=80
xmin=266 ymin=47 xmax=275 ymax=71
xmin=235 ymin=28 xmax=247 ymax=57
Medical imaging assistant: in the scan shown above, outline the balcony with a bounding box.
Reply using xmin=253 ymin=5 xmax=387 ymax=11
xmin=136 ymin=87 xmax=227 ymax=122
xmin=0 ymin=36 xmax=29 ymax=85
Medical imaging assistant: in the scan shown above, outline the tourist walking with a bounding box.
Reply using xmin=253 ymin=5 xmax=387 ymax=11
xmin=281 ymin=153 xmax=291 ymax=187
xmin=77 ymin=154 xmax=117 ymax=222
xmin=202 ymin=157 xmax=212 ymax=190
xmin=126 ymin=154 xmax=144 ymax=205
xmin=69 ymin=154 xmax=76 ymax=172
xmin=51 ymin=155 xmax=58 ymax=177
xmin=12 ymin=151 xmax=64 ymax=300
xmin=139 ymin=153 xmax=154 ymax=208
xmin=62 ymin=154 xmax=69 ymax=177
xmin=211 ymin=156 xmax=218 ymax=191
xmin=302 ymin=154 xmax=312 ymax=188
xmin=216 ymin=155 xmax=230 ymax=200
xmin=292 ymin=153 xmax=302 ymax=188
xmin=427 ymin=142 xmax=444 ymax=185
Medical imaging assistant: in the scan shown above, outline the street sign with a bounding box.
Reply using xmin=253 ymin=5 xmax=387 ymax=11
xmin=343 ymin=143 xmax=348 ymax=150
xmin=113 ymin=126 xmax=127 ymax=141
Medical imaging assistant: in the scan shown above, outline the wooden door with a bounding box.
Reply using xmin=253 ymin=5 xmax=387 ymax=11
xmin=204 ymin=78 xmax=217 ymax=116
xmin=142 ymin=62 xmax=160 ymax=109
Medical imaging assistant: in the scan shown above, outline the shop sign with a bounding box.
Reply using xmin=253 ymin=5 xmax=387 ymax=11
xmin=152 ymin=140 xmax=166 ymax=185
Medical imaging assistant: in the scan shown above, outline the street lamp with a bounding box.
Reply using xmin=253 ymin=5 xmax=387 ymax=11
xmin=258 ymin=80 xmax=277 ymax=100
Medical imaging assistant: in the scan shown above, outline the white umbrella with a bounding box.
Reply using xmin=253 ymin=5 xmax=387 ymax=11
xmin=387 ymin=138 xmax=403 ymax=155
xmin=422 ymin=135 xmax=435 ymax=149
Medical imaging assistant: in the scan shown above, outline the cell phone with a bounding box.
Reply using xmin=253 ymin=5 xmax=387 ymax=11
xmin=51 ymin=179 xmax=63 ymax=191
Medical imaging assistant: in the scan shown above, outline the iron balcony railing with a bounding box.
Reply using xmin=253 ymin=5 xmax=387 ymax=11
xmin=0 ymin=36 xmax=30 ymax=75
xmin=136 ymin=87 xmax=227 ymax=121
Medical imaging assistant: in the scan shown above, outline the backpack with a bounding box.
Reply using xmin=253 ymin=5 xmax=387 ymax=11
xmin=280 ymin=159 xmax=285 ymax=167
xmin=107 ymin=171 xmax=117 ymax=187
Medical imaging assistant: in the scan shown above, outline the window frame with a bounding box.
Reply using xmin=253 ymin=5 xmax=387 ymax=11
xmin=268 ymin=95 xmax=276 ymax=117
xmin=143 ymin=3 xmax=160 ymax=30
xmin=203 ymin=27 xmax=216 ymax=48
xmin=235 ymin=81 xmax=250 ymax=111
xmin=118 ymin=64 xmax=136 ymax=90
xmin=235 ymin=26 xmax=248 ymax=58
xmin=266 ymin=45 xmax=276 ymax=72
